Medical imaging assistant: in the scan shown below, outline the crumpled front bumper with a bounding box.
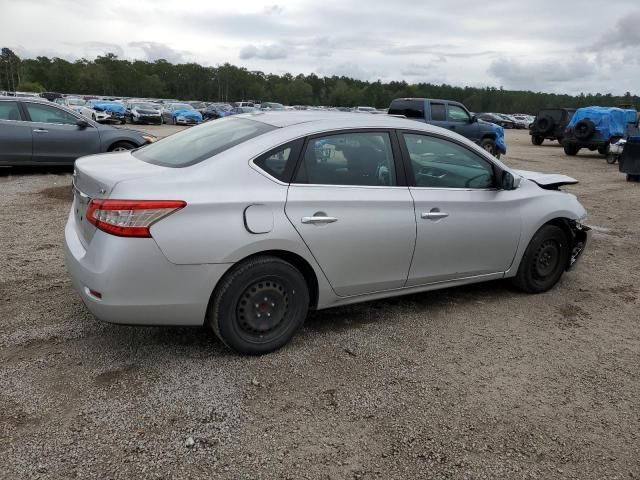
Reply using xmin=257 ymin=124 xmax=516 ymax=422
xmin=567 ymin=221 xmax=591 ymax=270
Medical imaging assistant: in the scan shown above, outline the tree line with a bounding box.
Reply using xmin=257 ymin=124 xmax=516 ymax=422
xmin=1 ymin=47 xmax=637 ymax=114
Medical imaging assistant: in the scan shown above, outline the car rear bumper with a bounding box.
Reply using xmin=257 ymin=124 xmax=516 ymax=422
xmin=64 ymin=209 xmax=232 ymax=326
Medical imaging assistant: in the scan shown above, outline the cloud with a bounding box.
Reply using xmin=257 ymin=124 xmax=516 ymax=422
xmin=239 ymin=44 xmax=288 ymax=60
xmin=263 ymin=4 xmax=284 ymax=15
xmin=488 ymin=56 xmax=597 ymax=90
xmin=128 ymin=42 xmax=187 ymax=63
xmin=591 ymin=11 xmax=640 ymax=50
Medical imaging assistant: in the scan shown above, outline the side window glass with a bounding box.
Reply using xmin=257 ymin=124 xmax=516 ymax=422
xmin=447 ymin=105 xmax=470 ymax=122
xmin=0 ymin=101 xmax=22 ymax=121
xmin=254 ymin=140 xmax=303 ymax=182
xmin=295 ymin=132 xmax=396 ymax=186
xmin=25 ymin=103 xmax=78 ymax=125
xmin=403 ymin=133 xmax=494 ymax=189
xmin=430 ymin=103 xmax=446 ymax=121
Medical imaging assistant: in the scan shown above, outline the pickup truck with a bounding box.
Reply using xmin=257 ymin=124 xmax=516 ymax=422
xmin=388 ymin=98 xmax=506 ymax=158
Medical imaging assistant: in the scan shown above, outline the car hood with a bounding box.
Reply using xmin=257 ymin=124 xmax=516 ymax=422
xmin=173 ymin=109 xmax=202 ymax=120
xmin=514 ymin=169 xmax=578 ymax=189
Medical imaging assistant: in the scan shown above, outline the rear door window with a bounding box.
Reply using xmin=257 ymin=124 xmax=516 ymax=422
xmin=430 ymin=103 xmax=446 ymax=121
xmin=0 ymin=101 xmax=22 ymax=120
xmin=294 ymin=131 xmax=397 ymax=186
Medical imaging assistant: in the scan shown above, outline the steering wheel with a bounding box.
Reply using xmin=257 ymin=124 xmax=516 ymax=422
xmin=464 ymin=173 xmax=491 ymax=188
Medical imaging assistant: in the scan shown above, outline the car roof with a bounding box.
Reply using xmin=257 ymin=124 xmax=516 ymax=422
xmin=231 ymin=110 xmax=444 ymax=132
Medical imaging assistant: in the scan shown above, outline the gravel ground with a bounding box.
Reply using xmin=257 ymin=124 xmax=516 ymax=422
xmin=0 ymin=128 xmax=638 ymax=479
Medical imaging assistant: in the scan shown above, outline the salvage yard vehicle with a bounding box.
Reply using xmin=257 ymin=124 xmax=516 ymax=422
xmin=125 ymin=101 xmax=163 ymax=125
xmin=389 ymin=98 xmax=507 ymax=158
xmin=55 ymin=97 xmax=107 ymax=122
xmin=618 ymin=136 xmax=640 ymax=182
xmin=530 ymin=108 xmax=575 ymax=146
xmin=65 ymin=111 xmax=590 ymax=355
xmin=85 ymin=99 xmax=127 ymax=125
xmin=161 ymin=102 xmax=203 ymax=125
xmin=562 ymin=107 xmax=638 ymax=156
xmin=0 ymin=96 xmax=155 ymax=165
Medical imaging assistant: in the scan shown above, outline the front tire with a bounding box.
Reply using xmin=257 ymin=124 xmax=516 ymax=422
xmin=480 ymin=138 xmax=499 ymax=158
xmin=564 ymin=144 xmax=580 ymax=156
xmin=108 ymin=141 xmax=136 ymax=152
xmin=209 ymin=256 xmax=310 ymax=355
xmin=512 ymin=225 xmax=570 ymax=293
xmin=531 ymin=135 xmax=544 ymax=146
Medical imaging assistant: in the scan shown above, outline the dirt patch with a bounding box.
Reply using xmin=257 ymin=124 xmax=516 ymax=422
xmin=36 ymin=185 xmax=73 ymax=202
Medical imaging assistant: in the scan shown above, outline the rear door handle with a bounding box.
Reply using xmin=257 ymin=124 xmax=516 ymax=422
xmin=421 ymin=211 xmax=449 ymax=220
xmin=33 ymin=128 xmax=48 ymax=133
xmin=301 ymin=215 xmax=338 ymax=225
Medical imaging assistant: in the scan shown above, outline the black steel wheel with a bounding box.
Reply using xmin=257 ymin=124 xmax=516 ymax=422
xmin=209 ymin=256 xmax=309 ymax=354
xmin=512 ymin=225 xmax=570 ymax=293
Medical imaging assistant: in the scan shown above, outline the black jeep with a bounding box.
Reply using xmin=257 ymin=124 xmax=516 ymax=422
xmin=530 ymin=108 xmax=575 ymax=146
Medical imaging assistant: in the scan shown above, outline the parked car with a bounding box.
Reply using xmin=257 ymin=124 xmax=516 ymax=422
xmin=230 ymin=106 xmax=258 ymax=114
xmin=476 ymin=113 xmax=515 ymax=129
xmin=64 ymin=111 xmax=589 ymax=354
xmin=203 ymin=103 xmax=233 ymax=121
xmin=161 ymin=102 xmax=203 ymax=125
xmin=353 ymin=106 xmax=376 ymax=113
xmin=188 ymin=101 xmax=207 ymax=115
xmin=260 ymin=102 xmax=285 ymax=111
xmin=0 ymin=96 xmax=155 ymax=165
xmin=56 ymin=97 xmax=110 ymax=122
xmin=126 ymin=101 xmax=163 ymax=125
xmin=562 ymin=107 xmax=638 ymax=156
xmin=389 ymin=98 xmax=506 ymax=157
xmin=85 ymin=100 xmax=127 ymax=124
xmin=512 ymin=114 xmax=534 ymax=129
xmin=530 ymin=108 xmax=575 ymax=146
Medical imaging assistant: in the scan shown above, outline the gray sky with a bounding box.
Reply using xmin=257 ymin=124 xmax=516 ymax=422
xmin=1 ymin=0 xmax=639 ymax=95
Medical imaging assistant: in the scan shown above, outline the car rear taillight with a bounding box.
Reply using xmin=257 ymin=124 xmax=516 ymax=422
xmin=86 ymin=199 xmax=186 ymax=238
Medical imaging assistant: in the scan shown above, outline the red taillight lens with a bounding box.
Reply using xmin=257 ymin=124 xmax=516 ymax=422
xmin=86 ymin=199 xmax=186 ymax=238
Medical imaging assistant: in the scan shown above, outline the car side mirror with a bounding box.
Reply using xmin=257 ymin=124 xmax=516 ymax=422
xmin=471 ymin=115 xmax=477 ymax=123
xmin=76 ymin=119 xmax=89 ymax=129
xmin=501 ymin=171 xmax=516 ymax=190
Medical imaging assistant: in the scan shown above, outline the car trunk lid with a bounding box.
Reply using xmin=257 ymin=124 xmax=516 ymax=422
xmin=72 ymin=152 xmax=168 ymax=247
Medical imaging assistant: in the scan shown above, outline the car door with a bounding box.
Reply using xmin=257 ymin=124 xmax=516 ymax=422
xmin=398 ymin=131 xmax=521 ymax=286
xmin=446 ymin=103 xmax=480 ymax=141
xmin=426 ymin=101 xmax=450 ymax=130
xmin=23 ymin=102 xmax=101 ymax=163
xmin=0 ymin=100 xmax=32 ymax=164
xmin=285 ymin=130 xmax=416 ymax=297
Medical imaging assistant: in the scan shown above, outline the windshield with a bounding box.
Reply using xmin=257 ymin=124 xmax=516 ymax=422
xmin=133 ymin=117 xmax=277 ymax=167
xmin=171 ymin=103 xmax=193 ymax=110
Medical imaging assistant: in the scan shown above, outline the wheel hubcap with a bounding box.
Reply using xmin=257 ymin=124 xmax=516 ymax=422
xmin=236 ymin=280 xmax=288 ymax=337
xmin=534 ymin=240 xmax=560 ymax=277
xmin=112 ymin=147 xmax=128 ymax=152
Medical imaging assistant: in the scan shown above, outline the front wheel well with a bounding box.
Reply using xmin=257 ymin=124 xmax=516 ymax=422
xmin=541 ymin=217 xmax=586 ymax=270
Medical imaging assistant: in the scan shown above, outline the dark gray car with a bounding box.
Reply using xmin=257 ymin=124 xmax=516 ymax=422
xmin=0 ymin=96 xmax=155 ymax=166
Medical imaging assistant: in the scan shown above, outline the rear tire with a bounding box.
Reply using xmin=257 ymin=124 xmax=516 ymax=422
xmin=627 ymin=174 xmax=640 ymax=182
xmin=512 ymin=225 xmax=570 ymax=293
xmin=531 ymin=135 xmax=544 ymax=146
xmin=209 ymin=256 xmax=309 ymax=355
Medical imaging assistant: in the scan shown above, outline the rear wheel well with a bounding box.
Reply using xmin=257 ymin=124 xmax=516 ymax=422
xmin=215 ymin=250 xmax=319 ymax=311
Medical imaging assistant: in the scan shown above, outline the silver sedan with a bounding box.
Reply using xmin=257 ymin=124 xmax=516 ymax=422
xmin=65 ymin=112 xmax=591 ymax=354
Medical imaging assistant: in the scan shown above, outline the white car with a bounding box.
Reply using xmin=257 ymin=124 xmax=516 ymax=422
xmin=56 ymin=97 xmax=110 ymax=122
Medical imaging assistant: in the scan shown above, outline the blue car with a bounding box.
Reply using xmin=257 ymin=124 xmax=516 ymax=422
xmin=85 ymin=100 xmax=127 ymax=125
xmin=161 ymin=102 xmax=203 ymax=126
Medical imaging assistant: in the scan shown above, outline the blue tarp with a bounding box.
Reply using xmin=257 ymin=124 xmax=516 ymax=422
xmin=493 ymin=124 xmax=507 ymax=154
xmin=173 ymin=109 xmax=202 ymax=122
xmin=567 ymin=106 xmax=637 ymax=139
xmin=87 ymin=101 xmax=126 ymax=114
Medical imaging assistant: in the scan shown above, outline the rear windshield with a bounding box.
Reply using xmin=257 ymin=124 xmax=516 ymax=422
xmin=133 ymin=117 xmax=276 ymax=167
xmin=388 ymin=100 xmax=424 ymax=119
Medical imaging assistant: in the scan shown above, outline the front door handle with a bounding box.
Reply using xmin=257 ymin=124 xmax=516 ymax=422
xmin=33 ymin=128 xmax=48 ymax=133
xmin=301 ymin=215 xmax=338 ymax=225
xmin=421 ymin=210 xmax=449 ymax=220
